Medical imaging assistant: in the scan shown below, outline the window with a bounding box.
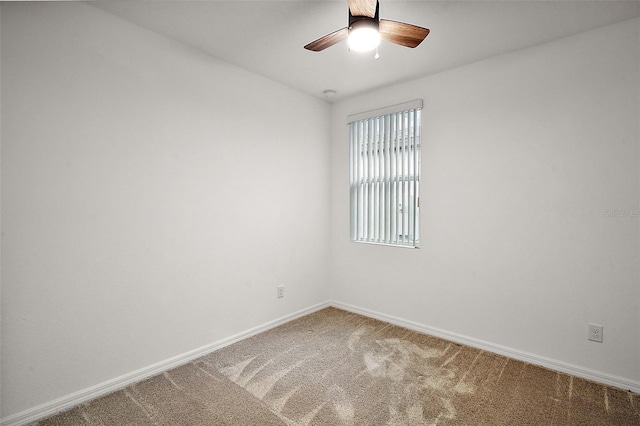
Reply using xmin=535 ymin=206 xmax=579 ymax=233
xmin=348 ymin=100 xmax=422 ymax=248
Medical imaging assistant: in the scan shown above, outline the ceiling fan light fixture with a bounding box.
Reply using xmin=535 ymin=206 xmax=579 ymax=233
xmin=347 ymin=20 xmax=380 ymax=52
xmin=303 ymin=0 xmax=429 ymax=53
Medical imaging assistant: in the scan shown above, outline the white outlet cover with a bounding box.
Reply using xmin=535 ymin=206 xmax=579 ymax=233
xmin=588 ymin=324 xmax=603 ymax=343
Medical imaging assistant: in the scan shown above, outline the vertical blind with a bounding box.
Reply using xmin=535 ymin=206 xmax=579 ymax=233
xmin=348 ymin=100 xmax=422 ymax=248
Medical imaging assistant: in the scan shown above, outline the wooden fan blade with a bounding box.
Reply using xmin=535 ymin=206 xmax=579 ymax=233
xmin=348 ymin=0 xmax=377 ymax=18
xmin=379 ymin=19 xmax=430 ymax=48
xmin=304 ymin=27 xmax=348 ymax=51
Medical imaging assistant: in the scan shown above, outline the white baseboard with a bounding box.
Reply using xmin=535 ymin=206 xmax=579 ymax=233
xmin=0 ymin=302 xmax=331 ymax=426
xmin=4 ymin=300 xmax=638 ymax=426
xmin=330 ymin=300 xmax=640 ymax=395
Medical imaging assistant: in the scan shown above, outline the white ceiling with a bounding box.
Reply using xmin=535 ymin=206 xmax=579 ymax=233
xmin=90 ymin=1 xmax=639 ymax=102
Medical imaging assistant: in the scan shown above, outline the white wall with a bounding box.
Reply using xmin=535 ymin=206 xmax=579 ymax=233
xmin=330 ymin=18 xmax=639 ymax=387
xmin=2 ymin=1 xmax=638 ymax=421
xmin=1 ymin=2 xmax=330 ymax=418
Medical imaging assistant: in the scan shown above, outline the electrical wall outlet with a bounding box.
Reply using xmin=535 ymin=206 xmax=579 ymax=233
xmin=588 ymin=324 xmax=603 ymax=343
xmin=277 ymin=285 xmax=284 ymax=299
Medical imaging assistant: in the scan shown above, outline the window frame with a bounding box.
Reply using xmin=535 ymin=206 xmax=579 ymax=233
xmin=348 ymin=100 xmax=422 ymax=248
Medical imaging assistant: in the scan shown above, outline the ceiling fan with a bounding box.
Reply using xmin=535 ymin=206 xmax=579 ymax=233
xmin=304 ymin=0 xmax=430 ymax=53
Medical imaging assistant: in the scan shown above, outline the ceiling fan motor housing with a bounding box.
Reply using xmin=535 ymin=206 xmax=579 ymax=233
xmin=348 ymin=2 xmax=380 ymax=32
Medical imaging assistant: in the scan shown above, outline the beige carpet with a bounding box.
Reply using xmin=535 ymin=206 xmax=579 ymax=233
xmin=34 ymin=307 xmax=639 ymax=425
